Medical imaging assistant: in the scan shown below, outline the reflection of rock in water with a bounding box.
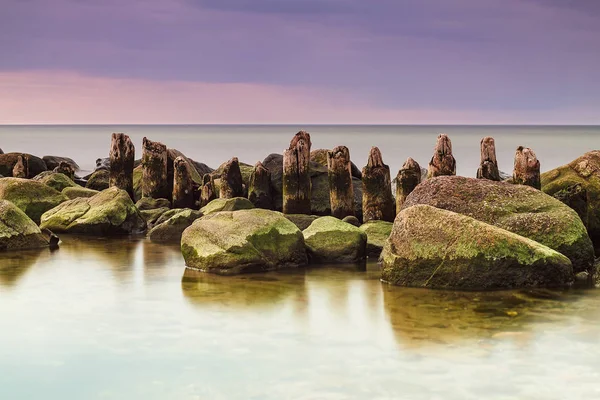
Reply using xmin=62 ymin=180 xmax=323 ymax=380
xmin=0 ymin=248 xmax=49 ymax=287
xmin=382 ymin=285 xmax=590 ymax=347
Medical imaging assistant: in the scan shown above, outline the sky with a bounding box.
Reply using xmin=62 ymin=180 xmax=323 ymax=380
xmin=0 ymin=0 xmax=599 ymax=124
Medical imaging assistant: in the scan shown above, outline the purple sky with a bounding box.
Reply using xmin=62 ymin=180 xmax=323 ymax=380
xmin=1 ymin=0 xmax=599 ymax=123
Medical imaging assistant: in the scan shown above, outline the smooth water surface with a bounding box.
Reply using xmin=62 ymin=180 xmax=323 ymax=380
xmin=1 ymin=236 xmax=600 ymax=399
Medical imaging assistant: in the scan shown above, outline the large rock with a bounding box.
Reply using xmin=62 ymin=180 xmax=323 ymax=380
xmin=0 ymin=153 xmax=47 ymax=178
xmin=62 ymin=186 xmax=99 ymax=199
xmin=181 ymin=209 xmax=307 ymax=274
xmin=200 ymin=197 xmax=254 ymax=215
xmin=148 ymin=208 xmax=203 ymax=243
xmin=40 ymin=187 xmax=146 ymax=235
xmin=403 ymin=176 xmax=594 ymax=274
xmin=135 ymin=197 xmax=171 ymax=210
xmin=542 ymin=151 xmax=600 ymax=250
xmin=358 ymin=220 xmax=393 ymax=257
xmin=86 ymin=169 xmax=110 ymax=191
xmin=0 ymin=200 xmax=50 ymax=251
xmin=33 ymin=172 xmax=77 ymax=192
xmin=303 ymin=216 xmax=367 ymax=263
xmin=0 ymin=177 xmax=68 ymax=224
xmin=42 ymin=156 xmax=80 ymax=172
xmin=284 ymin=214 xmax=319 ymax=231
xmin=381 ymin=205 xmax=573 ymax=290
xmin=139 ymin=207 xmax=171 ymax=229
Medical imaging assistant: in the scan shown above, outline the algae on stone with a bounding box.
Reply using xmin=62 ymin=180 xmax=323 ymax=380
xmin=200 ymin=197 xmax=254 ymax=215
xmin=303 ymin=216 xmax=367 ymax=263
xmin=33 ymin=171 xmax=77 ymax=192
xmin=62 ymin=186 xmax=99 ymax=199
xmin=0 ymin=200 xmax=49 ymax=251
xmin=359 ymin=220 xmax=393 ymax=257
xmin=148 ymin=208 xmax=202 ymax=243
xmin=0 ymin=177 xmax=68 ymax=224
xmin=86 ymin=169 xmax=110 ymax=191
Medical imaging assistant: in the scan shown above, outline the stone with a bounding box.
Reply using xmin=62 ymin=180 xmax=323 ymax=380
xmin=427 ymin=134 xmax=456 ymax=178
xmin=361 ymin=147 xmax=395 ymax=222
xmin=141 ymin=137 xmax=169 ymax=199
xmin=342 ymin=215 xmax=361 ymax=227
xmin=327 ymin=146 xmax=354 ymax=219
xmin=181 ymin=208 xmax=307 ymax=274
xmin=403 ymin=176 xmax=594 ymax=274
xmin=86 ymin=169 xmax=110 ymax=191
xmin=219 ymin=157 xmax=244 ymax=199
xmin=139 ymin=207 xmax=171 ymax=229
xmin=32 ymin=171 xmax=77 ymax=192
xmin=40 ymin=187 xmax=146 ymax=235
xmin=53 ymin=161 xmax=75 ymax=180
xmin=552 ymin=183 xmax=588 ymax=228
xmin=477 ymin=136 xmax=501 ymax=181
xmin=42 ymin=156 xmax=80 ymax=172
xmin=395 ymin=157 xmax=422 ymax=213
xmin=109 ymin=133 xmax=135 ymax=200
xmin=358 ymin=220 xmax=393 ymax=257
xmin=0 ymin=177 xmax=68 ymax=224
xmin=248 ymin=161 xmax=273 ymax=209
xmin=0 ymin=153 xmax=47 ymax=178
xmin=62 ymin=186 xmax=99 ymax=199
xmin=513 ymin=146 xmax=541 ymax=189
xmin=284 ymin=214 xmax=319 ymax=231
xmin=283 ymin=131 xmax=312 ymax=214
xmin=0 ymin=200 xmax=51 ymax=251
xmin=148 ymin=208 xmax=203 ymax=243
xmin=172 ymin=156 xmax=195 ymax=209
xmin=200 ymin=197 xmax=254 ymax=215
xmin=381 ymin=205 xmax=573 ymax=290
xmin=135 ymin=197 xmax=171 ymax=210
xmin=95 ymin=157 xmax=110 ymax=171
xmin=303 ymin=216 xmax=367 ymax=263
xmin=12 ymin=154 xmax=28 ymax=178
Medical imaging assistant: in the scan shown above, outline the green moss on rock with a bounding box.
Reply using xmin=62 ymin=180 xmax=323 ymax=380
xmin=359 ymin=220 xmax=393 ymax=257
xmin=284 ymin=214 xmax=319 ymax=231
xmin=0 ymin=200 xmax=49 ymax=251
xmin=33 ymin=171 xmax=77 ymax=192
xmin=200 ymin=197 xmax=254 ymax=215
xmin=62 ymin=186 xmax=99 ymax=199
xmin=0 ymin=177 xmax=68 ymax=224
xmin=135 ymin=197 xmax=171 ymax=210
xmin=86 ymin=169 xmax=109 ymax=191
xmin=148 ymin=208 xmax=202 ymax=243
xmin=303 ymin=216 xmax=367 ymax=263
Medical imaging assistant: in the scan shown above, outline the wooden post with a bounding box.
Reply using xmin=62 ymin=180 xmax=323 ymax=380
xmin=54 ymin=161 xmax=75 ymax=180
xmin=12 ymin=154 xmax=28 ymax=178
xmin=513 ymin=146 xmax=541 ymax=189
xmin=141 ymin=137 xmax=169 ymax=199
xmin=283 ymin=131 xmax=312 ymax=214
xmin=427 ymin=134 xmax=456 ymax=178
xmin=200 ymin=174 xmax=217 ymax=207
xmin=362 ymin=147 xmax=395 ymax=222
xmin=396 ymin=157 xmax=422 ymax=213
xmin=476 ymin=136 xmax=500 ymax=181
xmin=172 ymin=156 xmax=195 ymax=209
xmin=219 ymin=157 xmax=244 ymax=199
xmin=327 ymin=146 xmax=354 ymax=219
xmin=248 ymin=161 xmax=273 ymax=209
xmin=110 ymin=133 xmax=135 ymax=199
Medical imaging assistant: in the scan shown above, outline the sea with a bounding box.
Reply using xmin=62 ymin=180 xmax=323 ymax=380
xmin=1 ymin=125 xmax=600 ymax=399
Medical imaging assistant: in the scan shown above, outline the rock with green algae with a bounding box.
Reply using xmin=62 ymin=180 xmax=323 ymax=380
xmin=85 ymin=169 xmax=109 ymax=191
xmin=303 ymin=216 xmax=367 ymax=263
xmin=62 ymin=186 xmax=99 ymax=199
xmin=0 ymin=177 xmax=68 ymax=224
xmin=200 ymin=197 xmax=254 ymax=215
xmin=148 ymin=208 xmax=203 ymax=243
xmin=135 ymin=197 xmax=171 ymax=210
xmin=381 ymin=205 xmax=573 ymax=290
xmin=139 ymin=207 xmax=170 ymax=229
xmin=33 ymin=171 xmax=77 ymax=192
xmin=359 ymin=220 xmax=393 ymax=257
xmin=0 ymin=200 xmax=50 ymax=251
xmin=40 ymin=186 xmax=146 ymax=235
xmin=403 ymin=176 xmax=594 ymax=274
xmin=181 ymin=208 xmax=307 ymax=274
xmin=284 ymin=214 xmax=319 ymax=231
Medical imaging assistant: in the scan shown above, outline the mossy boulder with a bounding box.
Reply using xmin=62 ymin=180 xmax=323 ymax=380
xmin=86 ymin=169 xmax=109 ymax=191
xmin=0 ymin=200 xmax=50 ymax=251
xmin=359 ymin=220 xmax=393 ymax=257
xmin=303 ymin=216 xmax=367 ymax=263
xmin=403 ymin=176 xmax=594 ymax=274
xmin=148 ymin=208 xmax=203 ymax=243
xmin=0 ymin=153 xmax=47 ymax=178
xmin=0 ymin=177 xmax=68 ymax=224
xmin=284 ymin=214 xmax=319 ymax=231
xmin=40 ymin=187 xmax=146 ymax=235
xmin=135 ymin=197 xmax=171 ymax=210
xmin=62 ymin=186 xmax=99 ymax=199
xmin=200 ymin=197 xmax=254 ymax=215
xmin=139 ymin=207 xmax=170 ymax=229
xmin=181 ymin=208 xmax=307 ymax=274
xmin=33 ymin=172 xmax=77 ymax=192
xmin=381 ymin=205 xmax=573 ymax=290
xmin=541 ymin=151 xmax=600 ymax=249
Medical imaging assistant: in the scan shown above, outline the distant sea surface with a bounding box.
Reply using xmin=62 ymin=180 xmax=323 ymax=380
xmin=1 ymin=125 xmax=599 ymax=175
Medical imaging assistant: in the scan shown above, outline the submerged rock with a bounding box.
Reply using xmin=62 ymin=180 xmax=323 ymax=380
xmin=303 ymin=216 xmax=367 ymax=263
xmin=40 ymin=187 xmax=146 ymax=235
xmin=85 ymin=169 xmax=110 ymax=191
xmin=0 ymin=200 xmax=51 ymax=251
xmin=62 ymin=186 xmax=99 ymax=199
xmin=200 ymin=197 xmax=254 ymax=215
xmin=0 ymin=177 xmax=68 ymax=224
xmin=358 ymin=220 xmax=393 ymax=257
xmin=33 ymin=171 xmax=77 ymax=192
xmin=403 ymin=176 xmax=594 ymax=274
xmin=381 ymin=205 xmax=573 ymax=290
xmin=148 ymin=208 xmax=203 ymax=243
xmin=181 ymin=209 xmax=307 ymax=274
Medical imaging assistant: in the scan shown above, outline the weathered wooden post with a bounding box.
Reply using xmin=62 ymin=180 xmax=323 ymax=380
xmin=172 ymin=156 xmax=195 ymax=209
xmin=327 ymin=146 xmax=354 ymax=219
xmin=362 ymin=147 xmax=395 ymax=222
xmin=54 ymin=161 xmax=75 ymax=180
xmin=110 ymin=133 xmax=135 ymax=199
xmin=219 ymin=157 xmax=244 ymax=199
xmin=283 ymin=131 xmax=312 ymax=214
xmin=395 ymin=157 xmax=422 ymax=213
xmin=248 ymin=161 xmax=273 ymax=209
xmin=513 ymin=146 xmax=541 ymax=189
xmin=200 ymin=174 xmax=217 ymax=207
xmin=476 ymin=136 xmax=500 ymax=181
xmin=141 ymin=137 xmax=169 ymax=199
xmin=427 ymin=133 xmax=456 ymax=178
xmin=12 ymin=154 xmax=28 ymax=178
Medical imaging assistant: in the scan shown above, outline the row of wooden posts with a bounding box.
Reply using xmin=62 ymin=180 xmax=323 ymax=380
xmin=108 ymin=131 xmax=541 ymax=222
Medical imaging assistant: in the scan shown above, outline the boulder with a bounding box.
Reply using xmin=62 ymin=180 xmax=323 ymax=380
xmin=342 ymin=215 xmax=361 ymax=227
xmin=135 ymin=197 xmax=171 ymax=210
xmin=0 ymin=153 xmax=47 ymax=178
xmin=403 ymin=176 xmax=594 ymax=273
xmin=181 ymin=208 xmax=307 ymax=274
xmin=200 ymin=197 xmax=254 ymax=215
xmin=0 ymin=177 xmax=68 ymax=224
xmin=359 ymin=220 xmax=393 ymax=257
xmin=148 ymin=208 xmax=203 ymax=243
xmin=381 ymin=205 xmax=573 ymax=290
xmin=0 ymin=200 xmax=51 ymax=251
xmin=140 ymin=207 xmax=170 ymax=229
xmin=303 ymin=216 xmax=367 ymax=263
xmin=42 ymin=156 xmax=80 ymax=171
xmin=40 ymin=187 xmax=146 ymax=235
xmin=284 ymin=214 xmax=319 ymax=231
xmin=85 ymin=169 xmax=110 ymax=191
xmin=62 ymin=186 xmax=99 ymax=199
xmin=33 ymin=172 xmax=77 ymax=192
xmin=552 ymin=184 xmax=588 ymax=229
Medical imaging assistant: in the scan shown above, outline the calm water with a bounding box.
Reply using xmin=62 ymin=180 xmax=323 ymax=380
xmin=1 ymin=125 xmax=599 ymax=176
xmin=1 ymin=236 xmax=600 ymax=399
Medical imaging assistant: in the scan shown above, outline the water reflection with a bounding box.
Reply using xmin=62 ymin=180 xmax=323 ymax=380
xmin=0 ymin=249 xmax=50 ymax=287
